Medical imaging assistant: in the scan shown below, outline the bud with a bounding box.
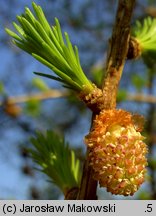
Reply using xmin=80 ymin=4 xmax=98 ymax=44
xmin=127 ymin=37 xmax=142 ymax=60
xmin=85 ymin=109 xmax=148 ymax=196
xmin=79 ymin=84 xmax=104 ymax=113
xmin=4 ymin=100 xmax=22 ymax=117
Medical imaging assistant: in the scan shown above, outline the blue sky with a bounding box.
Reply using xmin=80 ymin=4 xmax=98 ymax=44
xmin=0 ymin=0 xmax=155 ymax=199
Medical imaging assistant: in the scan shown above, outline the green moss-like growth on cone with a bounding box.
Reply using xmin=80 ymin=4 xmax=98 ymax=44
xmin=5 ymin=2 xmax=94 ymax=93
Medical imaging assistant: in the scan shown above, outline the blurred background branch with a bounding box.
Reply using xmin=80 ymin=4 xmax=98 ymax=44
xmin=1 ymin=91 xmax=156 ymax=109
xmin=0 ymin=89 xmax=68 ymax=106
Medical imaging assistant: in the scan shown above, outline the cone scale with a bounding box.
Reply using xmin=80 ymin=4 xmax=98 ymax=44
xmin=85 ymin=109 xmax=148 ymax=196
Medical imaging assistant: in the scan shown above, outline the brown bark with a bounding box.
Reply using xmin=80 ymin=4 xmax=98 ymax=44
xmin=102 ymin=0 xmax=136 ymax=109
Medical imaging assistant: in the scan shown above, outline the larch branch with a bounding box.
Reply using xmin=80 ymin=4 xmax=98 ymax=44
xmin=77 ymin=0 xmax=136 ymax=200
